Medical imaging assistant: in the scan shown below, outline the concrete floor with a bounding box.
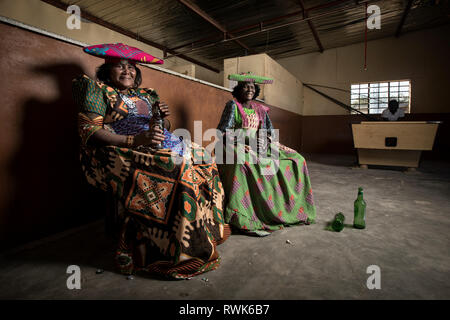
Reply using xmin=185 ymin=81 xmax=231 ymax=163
xmin=1 ymin=154 xmax=449 ymax=300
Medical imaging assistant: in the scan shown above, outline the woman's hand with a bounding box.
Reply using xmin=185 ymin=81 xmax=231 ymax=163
xmin=134 ymin=127 xmax=165 ymax=147
xmin=159 ymin=102 xmax=170 ymax=118
xmin=257 ymin=137 xmax=268 ymax=153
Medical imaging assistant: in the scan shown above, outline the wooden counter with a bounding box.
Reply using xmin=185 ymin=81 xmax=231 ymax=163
xmin=351 ymin=121 xmax=440 ymax=168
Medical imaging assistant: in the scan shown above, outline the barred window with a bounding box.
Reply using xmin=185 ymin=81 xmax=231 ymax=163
xmin=350 ymin=80 xmax=411 ymax=114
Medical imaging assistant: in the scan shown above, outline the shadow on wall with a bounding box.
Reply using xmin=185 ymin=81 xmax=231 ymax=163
xmin=3 ymin=63 xmax=106 ymax=252
xmin=173 ymin=102 xmax=190 ymax=134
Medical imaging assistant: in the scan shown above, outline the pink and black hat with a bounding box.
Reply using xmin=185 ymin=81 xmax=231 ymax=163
xmin=83 ymin=43 xmax=164 ymax=65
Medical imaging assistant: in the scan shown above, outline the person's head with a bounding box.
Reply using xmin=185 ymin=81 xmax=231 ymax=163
xmin=232 ymin=81 xmax=260 ymax=102
xmin=96 ymin=59 xmax=142 ymax=91
xmin=388 ymin=100 xmax=399 ymax=113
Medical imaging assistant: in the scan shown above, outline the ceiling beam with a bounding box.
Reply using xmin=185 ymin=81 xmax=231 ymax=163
xmin=169 ymin=0 xmax=351 ymax=53
xmin=177 ymin=0 xmax=254 ymax=54
xmin=40 ymin=0 xmax=220 ymax=73
xmin=395 ymin=0 xmax=414 ymax=37
xmin=166 ymin=0 xmax=375 ymax=59
xmin=169 ymin=10 xmax=303 ymax=52
xmin=297 ymin=0 xmax=324 ymax=53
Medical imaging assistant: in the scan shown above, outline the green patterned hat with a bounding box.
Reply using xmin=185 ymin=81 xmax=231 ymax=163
xmin=228 ymin=72 xmax=274 ymax=84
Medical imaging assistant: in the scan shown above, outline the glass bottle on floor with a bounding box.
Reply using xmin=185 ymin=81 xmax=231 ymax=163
xmin=353 ymin=187 xmax=366 ymax=229
xmin=332 ymin=212 xmax=345 ymax=232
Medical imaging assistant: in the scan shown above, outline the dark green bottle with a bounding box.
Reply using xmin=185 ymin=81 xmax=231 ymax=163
xmin=353 ymin=187 xmax=366 ymax=229
xmin=151 ymin=101 xmax=164 ymax=150
xmin=332 ymin=212 xmax=345 ymax=232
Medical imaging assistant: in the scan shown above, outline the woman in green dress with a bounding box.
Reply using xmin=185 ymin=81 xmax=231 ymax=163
xmin=217 ymin=73 xmax=316 ymax=236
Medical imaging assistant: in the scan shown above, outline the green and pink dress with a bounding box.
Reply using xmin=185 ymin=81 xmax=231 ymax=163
xmin=217 ymin=99 xmax=316 ymax=236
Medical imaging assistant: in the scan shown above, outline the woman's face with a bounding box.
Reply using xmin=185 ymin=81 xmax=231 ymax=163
xmin=109 ymin=59 xmax=136 ymax=91
xmin=239 ymin=82 xmax=256 ymax=102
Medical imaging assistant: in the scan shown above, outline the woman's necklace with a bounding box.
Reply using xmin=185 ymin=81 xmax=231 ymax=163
xmin=239 ymin=100 xmax=253 ymax=109
xmin=118 ymin=91 xmax=153 ymax=117
xmin=118 ymin=92 xmax=137 ymax=113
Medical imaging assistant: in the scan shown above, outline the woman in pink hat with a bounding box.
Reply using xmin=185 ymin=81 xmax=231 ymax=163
xmin=72 ymin=43 xmax=230 ymax=279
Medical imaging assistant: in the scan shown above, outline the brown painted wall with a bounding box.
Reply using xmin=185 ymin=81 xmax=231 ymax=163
xmin=266 ymin=105 xmax=303 ymax=152
xmin=0 ymin=22 xmax=104 ymax=251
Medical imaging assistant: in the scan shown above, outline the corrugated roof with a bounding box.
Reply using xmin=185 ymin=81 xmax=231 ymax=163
xmin=54 ymin=0 xmax=450 ymax=71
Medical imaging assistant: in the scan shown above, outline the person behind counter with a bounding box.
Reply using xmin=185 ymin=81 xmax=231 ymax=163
xmin=381 ymin=100 xmax=405 ymax=121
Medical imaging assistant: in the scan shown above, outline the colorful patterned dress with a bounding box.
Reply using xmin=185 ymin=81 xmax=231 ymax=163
xmin=72 ymin=75 xmax=230 ymax=279
xmin=217 ymin=99 xmax=316 ymax=236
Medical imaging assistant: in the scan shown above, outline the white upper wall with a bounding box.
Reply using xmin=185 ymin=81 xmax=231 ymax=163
xmin=224 ymin=53 xmax=303 ymax=115
xmin=278 ymin=24 xmax=450 ymax=115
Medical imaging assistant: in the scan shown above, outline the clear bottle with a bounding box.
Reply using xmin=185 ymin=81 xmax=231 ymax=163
xmin=332 ymin=212 xmax=345 ymax=232
xmin=353 ymin=187 xmax=366 ymax=229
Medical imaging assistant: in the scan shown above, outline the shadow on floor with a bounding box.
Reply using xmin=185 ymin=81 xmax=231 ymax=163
xmin=1 ymin=221 xmax=117 ymax=273
xmin=303 ymin=152 xmax=357 ymax=168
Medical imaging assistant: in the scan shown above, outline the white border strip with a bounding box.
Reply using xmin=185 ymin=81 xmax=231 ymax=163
xmin=0 ymin=15 xmax=88 ymax=47
xmin=0 ymin=15 xmax=232 ymax=92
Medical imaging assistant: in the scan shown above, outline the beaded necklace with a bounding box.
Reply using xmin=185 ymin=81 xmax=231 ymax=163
xmin=118 ymin=92 xmax=153 ymax=117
